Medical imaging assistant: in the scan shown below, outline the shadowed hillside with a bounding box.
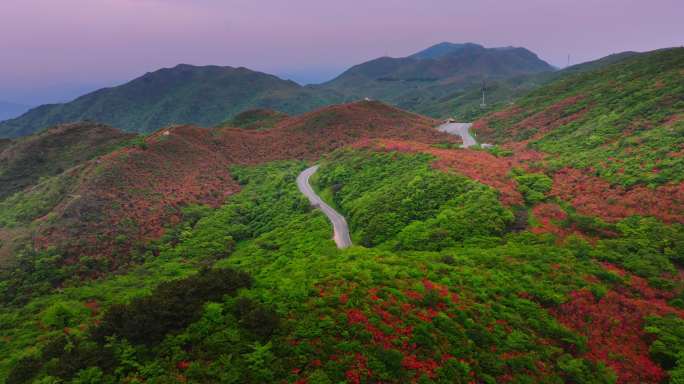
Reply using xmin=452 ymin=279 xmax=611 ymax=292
xmin=0 ymin=123 xmax=134 ymax=199
xmin=0 ymin=43 xmax=560 ymax=138
xmin=317 ymin=42 xmax=555 ymax=118
xmin=0 ymin=101 xmax=455 ymax=265
xmin=0 ymin=65 xmax=342 ymax=137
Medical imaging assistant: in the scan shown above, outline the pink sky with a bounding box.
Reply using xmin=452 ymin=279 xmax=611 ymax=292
xmin=1 ymin=0 xmax=682 ymax=104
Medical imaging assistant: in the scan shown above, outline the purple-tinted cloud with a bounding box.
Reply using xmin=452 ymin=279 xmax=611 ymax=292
xmin=1 ymin=0 xmax=682 ymax=104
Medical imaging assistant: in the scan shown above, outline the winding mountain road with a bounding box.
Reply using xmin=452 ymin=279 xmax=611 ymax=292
xmin=296 ymin=165 xmax=353 ymax=249
xmin=296 ymin=122 xmax=476 ymax=249
xmin=436 ymin=122 xmax=476 ymax=148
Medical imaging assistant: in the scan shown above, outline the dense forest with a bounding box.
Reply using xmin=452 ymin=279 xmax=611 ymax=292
xmin=0 ymin=48 xmax=683 ymax=383
xmin=2 ymin=150 xmax=684 ymax=383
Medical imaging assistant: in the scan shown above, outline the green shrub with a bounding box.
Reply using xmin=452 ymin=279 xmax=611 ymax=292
xmin=41 ymin=300 xmax=90 ymax=330
xmin=513 ymin=171 xmax=552 ymax=204
xmin=6 ymin=356 xmax=41 ymax=384
xmin=232 ymin=297 xmax=280 ymax=340
xmin=94 ymin=268 xmax=252 ymax=345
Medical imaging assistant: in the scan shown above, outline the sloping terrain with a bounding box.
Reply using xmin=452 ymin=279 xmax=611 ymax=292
xmin=560 ymin=51 xmax=639 ymax=75
xmin=0 ymin=65 xmax=342 ymax=137
xmin=0 ymin=123 xmax=134 ymax=199
xmin=472 ymin=47 xmax=684 ymax=223
xmin=217 ymin=109 xmax=289 ymax=130
xmin=2 ymin=43 xmax=646 ymax=140
xmin=1 ymin=101 xmax=454 ymax=268
xmin=1 ymin=48 xmax=683 ymax=384
xmin=324 ymin=42 xmax=553 ymax=91
xmin=3 ymin=148 xmax=682 ymax=384
xmin=318 ymin=42 xmax=555 ymax=118
xmin=1 ymin=43 xmax=559 ymax=138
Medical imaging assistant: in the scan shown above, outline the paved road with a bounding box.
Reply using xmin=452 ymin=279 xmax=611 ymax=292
xmin=296 ymin=165 xmax=353 ymax=249
xmin=436 ymin=122 xmax=477 ymax=148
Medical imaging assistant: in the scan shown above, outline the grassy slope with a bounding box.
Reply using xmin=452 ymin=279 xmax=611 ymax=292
xmin=0 ymin=124 xmax=135 ymax=262
xmin=0 ymin=101 xmax=454 ymax=271
xmin=216 ymin=109 xmax=289 ymax=130
xmin=3 ymin=151 xmax=683 ymax=383
xmin=474 ymin=48 xmax=684 ymax=187
xmin=0 ymin=123 xmax=135 ymax=200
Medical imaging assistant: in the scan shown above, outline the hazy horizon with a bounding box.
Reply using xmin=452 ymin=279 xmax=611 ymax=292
xmin=1 ymin=0 xmax=682 ymax=105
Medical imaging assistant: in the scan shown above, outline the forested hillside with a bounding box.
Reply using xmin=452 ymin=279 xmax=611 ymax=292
xmin=3 ymin=148 xmax=683 ymax=383
xmin=318 ymin=42 xmax=555 ymax=120
xmin=0 ymin=65 xmax=341 ymax=138
xmin=1 ymin=48 xmax=683 ymax=384
xmin=0 ymin=101 xmax=453 ymax=291
xmin=473 ymin=47 xmax=684 ymax=221
xmin=0 ymin=43 xmax=559 ymax=138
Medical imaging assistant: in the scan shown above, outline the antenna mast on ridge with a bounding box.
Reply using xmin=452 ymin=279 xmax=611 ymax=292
xmin=480 ymin=79 xmax=487 ymax=108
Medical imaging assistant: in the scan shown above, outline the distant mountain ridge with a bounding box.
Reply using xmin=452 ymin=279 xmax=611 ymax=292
xmin=0 ymin=43 xmax=645 ymax=138
xmin=322 ymin=42 xmax=553 ymax=88
xmin=0 ymin=65 xmax=340 ymax=137
xmin=315 ymin=42 xmax=556 ymax=120
xmin=408 ymin=42 xmax=482 ymax=60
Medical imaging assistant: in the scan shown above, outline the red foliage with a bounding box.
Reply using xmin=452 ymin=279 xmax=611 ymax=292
xmin=530 ymin=203 xmax=569 ymax=237
xmin=552 ymin=286 xmax=684 ymax=384
xmin=402 ymin=355 xmax=439 ymax=374
xmin=83 ymin=300 xmax=100 ymax=317
xmin=345 ymin=353 xmax=371 ymax=384
xmin=34 ymin=101 xmax=456 ymax=264
xmin=422 ymin=278 xmax=450 ymax=298
xmin=346 ymin=309 xmax=369 ymax=325
xmin=471 ymin=106 xmax=524 ymax=141
xmin=663 ymin=113 xmax=683 ymax=127
xmin=551 ymin=167 xmax=684 ymax=223
xmin=473 ymin=95 xmax=588 ymax=143
xmin=338 ymin=283 xmax=470 ymax=382
xmin=601 ymin=262 xmax=677 ymax=301
xmin=354 ymin=138 xmax=543 ymax=206
xmin=404 ymin=290 xmax=423 ymax=301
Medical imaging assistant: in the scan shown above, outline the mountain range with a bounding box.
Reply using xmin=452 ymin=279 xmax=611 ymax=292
xmin=1 ymin=46 xmax=683 ymax=383
xmin=0 ymin=42 xmax=557 ymax=137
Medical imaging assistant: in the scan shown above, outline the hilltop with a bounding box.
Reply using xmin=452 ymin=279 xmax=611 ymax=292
xmin=460 ymin=47 xmax=684 ymax=233
xmin=472 ymin=48 xmax=684 ymax=221
xmin=0 ymin=65 xmax=342 ymax=137
xmin=0 ymin=123 xmax=134 ymax=200
xmin=1 ymin=43 xmax=559 ymax=138
xmin=317 ymin=42 xmax=554 ymax=118
xmin=217 ymin=109 xmax=289 ymax=130
xmin=1 ymin=49 xmax=684 ymax=384
xmin=326 ymin=42 xmax=553 ymax=88
xmin=0 ymin=101 xmax=454 ymax=266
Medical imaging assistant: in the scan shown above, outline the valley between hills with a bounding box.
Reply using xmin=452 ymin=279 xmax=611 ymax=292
xmin=0 ymin=45 xmax=683 ymax=384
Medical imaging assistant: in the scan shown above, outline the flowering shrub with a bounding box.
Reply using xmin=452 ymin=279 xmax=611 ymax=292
xmin=552 ymin=287 xmax=684 ymax=383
